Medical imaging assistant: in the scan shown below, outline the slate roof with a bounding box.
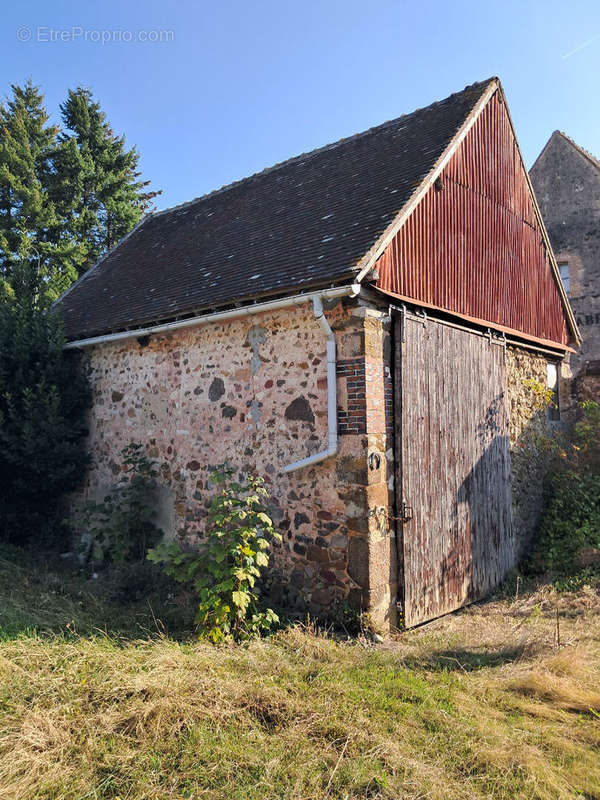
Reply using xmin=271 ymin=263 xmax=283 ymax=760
xmin=58 ymin=79 xmax=493 ymax=341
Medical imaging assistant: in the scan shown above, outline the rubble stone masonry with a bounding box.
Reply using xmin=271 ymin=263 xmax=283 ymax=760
xmin=505 ymin=346 xmax=564 ymax=557
xmin=80 ymin=298 xmax=396 ymax=628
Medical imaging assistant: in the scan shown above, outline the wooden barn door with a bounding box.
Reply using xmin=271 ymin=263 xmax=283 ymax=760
xmin=394 ymin=311 xmax=514 ymax=627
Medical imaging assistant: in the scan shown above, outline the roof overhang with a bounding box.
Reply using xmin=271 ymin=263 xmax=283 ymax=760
xmin=374 ymin=286 xmax=575 ymax=356
xmin=353 ymin=77 xmax=581 ymax=351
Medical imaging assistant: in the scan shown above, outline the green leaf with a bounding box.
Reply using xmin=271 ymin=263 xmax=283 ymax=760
xmin=231 ymin=591 xmax=250 ymax=612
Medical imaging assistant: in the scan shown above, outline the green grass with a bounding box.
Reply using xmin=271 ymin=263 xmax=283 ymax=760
xmin=1 ymin=546 xmax=599 ymax=799
xmin=0 ymin=543 xmax=195 ymax=640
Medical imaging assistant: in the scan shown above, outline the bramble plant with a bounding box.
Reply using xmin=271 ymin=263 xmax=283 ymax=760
xmin=530 ymin=401 xmax=600 ymax=581
xmin=148 ymin=466 xmax=281 ymax=642
xmin=81 ymin=443 xmax=161 ymax=565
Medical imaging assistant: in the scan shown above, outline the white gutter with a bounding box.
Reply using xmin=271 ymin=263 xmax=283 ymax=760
xmin=283 ymin=295 xmax=338 ymax=473
xmin=63 ymin=284 xmax=359 ymax=350
xmin=64 ymin=283 xmax=361 ymax=474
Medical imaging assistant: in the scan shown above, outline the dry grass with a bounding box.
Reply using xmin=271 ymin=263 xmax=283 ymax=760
xmin=0 ymin=557 xmax=599 ymax=799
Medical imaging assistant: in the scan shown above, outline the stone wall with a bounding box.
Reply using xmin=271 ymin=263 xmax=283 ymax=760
xmin=80 ymin=296 xmax=563 ymax=626
xmin=574 ymin=369 xmax=600 ymax=404
xmin=530 ymin=133 xmax=600 ymax=378
xmin=506 ymin=346 xmax=557 ymax=556
xmin=80 ymin=297 xmax=396 ymax=627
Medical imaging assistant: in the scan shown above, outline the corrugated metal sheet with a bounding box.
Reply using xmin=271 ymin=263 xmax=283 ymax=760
xmin=377 ymin=92 xmax=571 ymax=348
xmin=396 ymin=312 xmax=514 ymax=627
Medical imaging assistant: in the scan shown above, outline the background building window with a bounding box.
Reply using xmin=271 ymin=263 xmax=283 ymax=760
xmin=558 ymin=261 xmax=570 ymax=295
xmin=547 ymin=361 xmax=560 ymax=421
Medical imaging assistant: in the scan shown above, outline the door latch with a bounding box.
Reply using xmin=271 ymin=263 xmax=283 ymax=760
xmin=400 ymin=502 xmax=413 ymax=523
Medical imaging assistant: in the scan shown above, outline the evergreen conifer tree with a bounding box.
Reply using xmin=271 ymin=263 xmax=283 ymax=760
xmin=54 ymin=87 xmax=160 ymax=274
xmin=0 ymin=81 xmax=79 ymax=302
xmin=0 ymin=261 xmax=90 ymax=544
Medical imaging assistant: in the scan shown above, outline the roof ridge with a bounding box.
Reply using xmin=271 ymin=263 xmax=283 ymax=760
xmin=556 ymin=130 xmax=600 ymax=173
xmin=152 ymin=77 xmax=496 ymax=219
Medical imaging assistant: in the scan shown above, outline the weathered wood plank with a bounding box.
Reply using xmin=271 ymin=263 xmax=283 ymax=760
xmin=397 ymin=316 xmax=514 ymax=627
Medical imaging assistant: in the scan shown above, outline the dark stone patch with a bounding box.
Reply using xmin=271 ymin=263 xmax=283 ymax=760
xmin=307 ymin=544 xmax=329 ymax=563
xmin=331 ymin=533 xmax=348 ymax=549
xmin=293 ymin=542 xmax=306 ymax=556
xmin=336 ymin=455 xmax=368 ymax=485
xmin=322 ymin=521 xmax=340 ymax=532
xmin=111 ymin=390 xmax=124 ymax=403
xmin=312 ymin=587 xmax=335 ymax=605
xmin=208 ymin=377 xmax=225 ymax=402
xmin=294 ymin=512 xmax=310 ymax=529
xmin=320 ymin=570 xmax=337 ymax=584
xmin=347 ymin=537 xmax=369 ymax=588
xmin=347 ymin=515 xmax=369 ymax=534
xmin=221 ymin=405 xmax=237 ymax=419
xmin=267 ymin=500 xmax=283 ymax=521
xmin=291 ymin=569 xmax=304 ymax=587
xmin=187 ymin=460 xmax=201 ymax=471
xmin=285 ymin=395 xmax=315 ymax=424
xmin=348 ymin=588 xmax=363 ymax=609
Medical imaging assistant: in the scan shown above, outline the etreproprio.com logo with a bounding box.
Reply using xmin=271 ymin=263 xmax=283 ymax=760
xmin=17 ymin=26 xmax=175 ymax=44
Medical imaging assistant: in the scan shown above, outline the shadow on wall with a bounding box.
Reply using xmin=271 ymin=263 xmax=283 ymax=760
xmin=406 ymin=391 xmax=556 ymax=622
xmin=508 ymin=404 xmax=557 ymax=561
xmin=456 ymin=432 xmax=513 ymax=606
xmin=460 ymin=395 xmax=555 ymax=599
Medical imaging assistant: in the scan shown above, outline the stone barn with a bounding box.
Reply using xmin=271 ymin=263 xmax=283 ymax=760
xmin=530 ymin=131 xmax=600 ymax=399
xmin=57 ymin=77 xmax=579 ymax=630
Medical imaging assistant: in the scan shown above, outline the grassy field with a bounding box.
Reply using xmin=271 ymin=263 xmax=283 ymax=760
xmin=0 ymin=548 xmax=599 ymax=800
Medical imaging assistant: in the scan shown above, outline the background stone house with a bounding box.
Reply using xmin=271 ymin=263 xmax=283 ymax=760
xmin=530 ymin=131 xmax=600 ymax=399
xmin=58 ymin=77 xmax=579 ymax=630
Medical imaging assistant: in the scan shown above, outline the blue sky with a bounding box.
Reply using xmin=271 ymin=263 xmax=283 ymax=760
xmin=2 ymin=0 xmax=599 ymax=210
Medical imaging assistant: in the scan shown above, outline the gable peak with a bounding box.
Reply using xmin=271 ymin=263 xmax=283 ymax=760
xmin=555 ymin=130 xmax=600 ymax=173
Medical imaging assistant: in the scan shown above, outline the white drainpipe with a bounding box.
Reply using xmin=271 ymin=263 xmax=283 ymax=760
xmin=283 ymin=295 xmax=338 ymax=473
xmin=63 ymin=283 xmax=360 ymax=474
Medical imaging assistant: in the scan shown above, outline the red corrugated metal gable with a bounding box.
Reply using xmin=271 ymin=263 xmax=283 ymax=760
xmin=375 ymin=91 xmax=572 ymax=348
